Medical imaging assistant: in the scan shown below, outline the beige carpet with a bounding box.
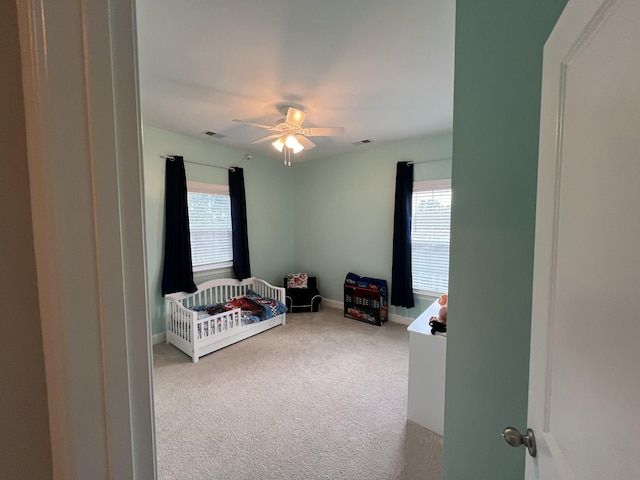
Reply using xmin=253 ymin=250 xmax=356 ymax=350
xmin=153 ymin=307 xmax=443 ymax=480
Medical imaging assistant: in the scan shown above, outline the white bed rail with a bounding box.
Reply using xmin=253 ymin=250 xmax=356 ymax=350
xmin=169 ymin=277 xmax=285 ymax=306
xmin=164 ymin=277 xmax=286 ymax=362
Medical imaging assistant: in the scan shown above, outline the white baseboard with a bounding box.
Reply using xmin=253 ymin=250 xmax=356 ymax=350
xmin=390 ymin=314 xmax=414 ymax=326
xmin=321 ymin=298 xmax=343 ymax=311
xmin=322 ymin=298 xmax=415 ymax=326
xmin=152 ymin=332 xmax=166 ymax=345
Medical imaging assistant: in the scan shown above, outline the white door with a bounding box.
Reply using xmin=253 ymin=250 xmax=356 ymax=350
xmin=525 ymin=0 xmax=640 ymax=479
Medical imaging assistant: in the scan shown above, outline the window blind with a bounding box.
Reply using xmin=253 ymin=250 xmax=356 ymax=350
xmin=411 ymin=181 xmax=452 ymax=295
xmin=187 ymin=190 xmax=233 ymax=270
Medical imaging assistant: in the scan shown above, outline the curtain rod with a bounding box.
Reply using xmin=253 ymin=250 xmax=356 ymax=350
xmin=408 ymin=157 xmax=452 ymax=165
xmin=160 ymin=155 xmax=236 ymax=171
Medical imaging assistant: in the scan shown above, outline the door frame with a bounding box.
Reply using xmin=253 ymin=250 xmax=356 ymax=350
xmin=17 ymin=0 xmax=156 ymax=477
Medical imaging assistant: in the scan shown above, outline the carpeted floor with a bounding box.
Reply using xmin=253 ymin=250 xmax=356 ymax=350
xmin=153 ymin=307 xmax=443 ymax=479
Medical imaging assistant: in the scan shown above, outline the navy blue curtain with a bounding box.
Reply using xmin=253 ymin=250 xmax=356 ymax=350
xmin=229 ymin=167 xmax=251 ymax=280
xmin=391 ymin=161 xmax=415 ymax=308
xmin=161 ymin=156 xmax=197 ymax=295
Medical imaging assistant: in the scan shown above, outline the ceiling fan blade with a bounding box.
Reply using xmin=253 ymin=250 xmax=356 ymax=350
xmin=302 ymin=127 xmax=345 ymax=137
xmin=297 ymin=135 xmax=316 ymax=150
xmin=285 ymin=107 xmax=307 ymax=128
xmin=251 ymin=133 xmax=283 ymax=144
xmin=232 ymin=119 xmax=279 ymax=131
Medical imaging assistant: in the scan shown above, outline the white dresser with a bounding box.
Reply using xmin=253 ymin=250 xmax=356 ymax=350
xmin=407 ymin=300 xmax=447 ymax=436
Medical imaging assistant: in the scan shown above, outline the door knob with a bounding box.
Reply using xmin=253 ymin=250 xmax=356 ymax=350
xmin=501 ymin=426 xmax=537 ymax=457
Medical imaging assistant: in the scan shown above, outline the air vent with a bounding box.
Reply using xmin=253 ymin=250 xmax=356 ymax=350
xmin=202 ymin=131 xmax=225 ymax=138
xmin=352 ymin=139 xmax=374 ymax=145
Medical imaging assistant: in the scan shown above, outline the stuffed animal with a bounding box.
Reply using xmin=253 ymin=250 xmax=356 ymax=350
xmin=429 ymin=294 xmax=448 ymax=334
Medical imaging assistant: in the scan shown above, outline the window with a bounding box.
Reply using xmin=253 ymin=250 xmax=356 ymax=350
xmin=187 ymin=181 xmax=233 ymax=272
xmin=411 ymin=179 xmax=452 ymax=295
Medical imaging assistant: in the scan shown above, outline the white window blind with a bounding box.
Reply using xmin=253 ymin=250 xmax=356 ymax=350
xmin=187 ymin=181 xmax=233 ymax=271
xmin=411 ymin=179 xmax=452 ymax=295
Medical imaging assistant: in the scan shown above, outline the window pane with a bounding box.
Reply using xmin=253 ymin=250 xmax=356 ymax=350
xmin=187 ymin=191 xmax=233 ymax=269
xmin=412 ymin=186 xmax=451 ymax=294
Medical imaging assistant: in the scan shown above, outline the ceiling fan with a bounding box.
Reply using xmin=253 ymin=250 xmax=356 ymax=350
xmin=233 ymin=106 xmax=345 ymax=165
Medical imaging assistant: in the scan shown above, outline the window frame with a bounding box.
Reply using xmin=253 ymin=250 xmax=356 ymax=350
xmin=186 ymin=181 xmax=233 ymax=275
xmin=411 ymin=178 xmax=452 ymax=298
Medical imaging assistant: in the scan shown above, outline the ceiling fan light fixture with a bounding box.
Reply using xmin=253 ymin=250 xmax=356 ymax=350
xmin=272 ymin=136 xmax=286 ymax=152
xmin=284 ymin=134 xmax=304 ymax=152
xmin=273 ymin=134 xmax=304 ymax=154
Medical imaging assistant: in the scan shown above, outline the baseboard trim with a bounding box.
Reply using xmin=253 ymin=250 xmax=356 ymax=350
xmin=321 ymin=298 xmax=343 ymax=311
xmin=152 ymin=332 xmax=166 ymax=345
xmin=390 ymin=314 xmax=414 ymax=326
xmin=321 ymin=298 xmax=415 ymax=326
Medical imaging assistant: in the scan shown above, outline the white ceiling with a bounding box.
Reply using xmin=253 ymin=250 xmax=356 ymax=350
xmin=136 ymin=0 xmax=455 ymax=162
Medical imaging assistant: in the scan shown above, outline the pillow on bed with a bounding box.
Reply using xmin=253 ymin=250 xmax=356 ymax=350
xmin=287 ymin=272 xmax=308 ymax=289
xmin=245 ymin=289 xmax=288 ymax=319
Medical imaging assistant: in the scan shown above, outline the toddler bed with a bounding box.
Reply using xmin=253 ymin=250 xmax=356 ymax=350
xmin=164 ymin=277 xmax=287 ymax=362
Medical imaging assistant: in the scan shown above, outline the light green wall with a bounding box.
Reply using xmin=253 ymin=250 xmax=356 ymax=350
xmin=291 ymin=133 xmax=452 ymax=320
xmin=443 ymin=2 xmax=567 ymax=479
xmin=142 ymin=126 xmax=295 ymax=335
xmin=143 ymin=128 xmax=452 ymax=336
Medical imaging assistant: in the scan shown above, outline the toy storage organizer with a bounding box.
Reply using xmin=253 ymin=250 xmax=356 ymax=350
xmin=343 ymin=272 xmax=388 ymax=326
